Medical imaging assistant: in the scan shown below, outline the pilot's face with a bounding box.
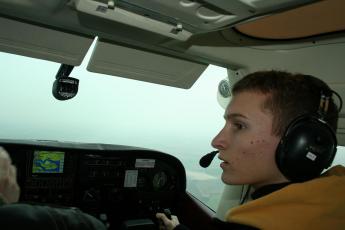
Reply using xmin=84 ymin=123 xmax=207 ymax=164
xmin=211 ymin=91 xmax=287 ymax=189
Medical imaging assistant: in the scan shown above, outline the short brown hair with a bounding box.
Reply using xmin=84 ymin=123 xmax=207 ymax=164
xmin=232 ymin=70 xmax=339 ymax=136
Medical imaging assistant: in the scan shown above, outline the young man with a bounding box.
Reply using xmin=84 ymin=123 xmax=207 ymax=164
xmin=156 ymin=70 xmax=345 ymax=229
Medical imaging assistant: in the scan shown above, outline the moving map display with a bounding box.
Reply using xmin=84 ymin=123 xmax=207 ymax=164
xmin=32 ymin=150 xmax=65 ymax=173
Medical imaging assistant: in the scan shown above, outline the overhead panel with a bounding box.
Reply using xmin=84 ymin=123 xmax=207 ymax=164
xmin=74 ymin=0 xmax=317 ymax=41
xmin=0 ymin=16 xmax=93 ymax=66
xmin=87 ymin=40 xmax=208 ymax=89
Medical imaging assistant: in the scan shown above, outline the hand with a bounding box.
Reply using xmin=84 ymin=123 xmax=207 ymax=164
xmin=0 ymin=147 xmax=20 ymax=203
xmin=156 ymin=212 xmax=180 ymax=230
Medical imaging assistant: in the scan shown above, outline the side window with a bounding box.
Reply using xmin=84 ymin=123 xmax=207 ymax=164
xmin=176 ymin=65 xmax=227 ymax=211
xmin=333 ymin=146 xmax=345 ymax=166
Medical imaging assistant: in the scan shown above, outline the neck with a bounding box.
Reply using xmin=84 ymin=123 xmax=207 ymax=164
xmin=251 ymin=178 xmax=290 ymax=190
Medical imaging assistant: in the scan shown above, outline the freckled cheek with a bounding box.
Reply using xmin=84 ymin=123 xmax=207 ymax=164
xmin=226 ymin=139 xmax=271 ymax=163
xmin=244 ymin=139 xmax=269 ymax=156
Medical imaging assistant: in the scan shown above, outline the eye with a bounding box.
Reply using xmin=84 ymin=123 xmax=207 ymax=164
xmin=233 ymin=122 xmax=246 ymax=130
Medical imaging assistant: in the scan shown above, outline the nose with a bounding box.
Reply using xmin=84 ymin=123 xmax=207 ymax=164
xmin=211 ymin=127 xmax=227 ymax=150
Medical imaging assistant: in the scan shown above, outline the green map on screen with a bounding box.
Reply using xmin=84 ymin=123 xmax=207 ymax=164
xmin=32 ymin=151 xmax=65 ymax=173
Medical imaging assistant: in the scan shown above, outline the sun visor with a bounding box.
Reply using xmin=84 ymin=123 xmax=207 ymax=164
xmin=0 ymin=17 xmax=94 ymax=66
xmin=87 ymin=40 xmax=208 ymax=89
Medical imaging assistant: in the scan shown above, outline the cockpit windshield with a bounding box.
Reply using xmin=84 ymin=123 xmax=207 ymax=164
xmin=0 ymin=50 xmax=226 ymax=210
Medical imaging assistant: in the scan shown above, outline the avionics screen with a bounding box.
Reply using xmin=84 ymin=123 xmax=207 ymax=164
xmin=32 ymin=150 xmax=65 ymax=173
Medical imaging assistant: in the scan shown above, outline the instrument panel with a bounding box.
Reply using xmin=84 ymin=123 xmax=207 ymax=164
xmin=1 ymin=140 xmax=186 ymax=229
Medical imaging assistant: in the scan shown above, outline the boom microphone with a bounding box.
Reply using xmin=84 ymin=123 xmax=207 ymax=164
xmin=199 ymin=151 xmax=219 ymax=168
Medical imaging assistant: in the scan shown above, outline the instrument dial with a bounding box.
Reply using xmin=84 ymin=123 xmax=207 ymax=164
xmin=152 ymin=171 xmax=168 ymax=190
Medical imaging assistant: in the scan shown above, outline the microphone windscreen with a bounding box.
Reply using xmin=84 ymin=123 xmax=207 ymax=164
xmin=199 ymin=151 xmax=219 ymax=168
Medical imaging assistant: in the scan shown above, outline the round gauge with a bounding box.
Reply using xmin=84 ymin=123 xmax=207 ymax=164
xmin=218 ymin=79 xmax=231 ymax=98
xmin=152 ymin=171 xmax=168 ymax=190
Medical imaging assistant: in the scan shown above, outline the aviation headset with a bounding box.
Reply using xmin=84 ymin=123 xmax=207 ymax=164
xmin=275 ymin=85 xmax=342 ymax=182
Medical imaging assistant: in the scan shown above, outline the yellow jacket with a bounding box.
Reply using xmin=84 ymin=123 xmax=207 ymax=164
xmin=226 ymin=165 xmax=345 ymax=230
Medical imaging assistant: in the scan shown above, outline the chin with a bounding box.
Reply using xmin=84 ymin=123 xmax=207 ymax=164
xmin=221 ymin=173 xmax=249 ymax=185
xmin=221 ymin=173 xmax=237 ymax=185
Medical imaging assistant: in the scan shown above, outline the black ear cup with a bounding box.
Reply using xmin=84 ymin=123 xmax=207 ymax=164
xmin=276 ymin=115 xmax=337 ymax=182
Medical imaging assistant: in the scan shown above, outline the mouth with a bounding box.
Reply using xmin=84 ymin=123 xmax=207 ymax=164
xmin=218 ymin=156 xmax=229 ymax=169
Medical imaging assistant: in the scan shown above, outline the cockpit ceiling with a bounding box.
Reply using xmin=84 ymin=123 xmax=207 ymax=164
xmin=0 ymin=0 xmax=320 ymax=41
xmin=0 ymin=0 xmax=343 ymax=90
xmin=235 ymin=0 xmax=345 ymax=40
